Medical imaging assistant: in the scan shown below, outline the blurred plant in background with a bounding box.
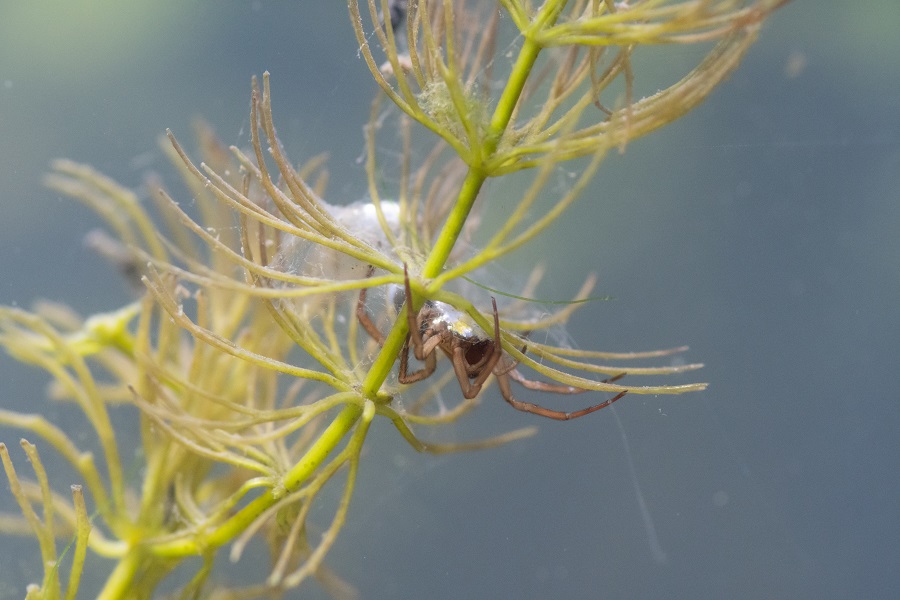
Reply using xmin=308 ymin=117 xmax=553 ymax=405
xmin=0 ymin=1 xmax=789 ymax=597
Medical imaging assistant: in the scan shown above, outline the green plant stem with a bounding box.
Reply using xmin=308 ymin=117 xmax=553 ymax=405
xmin=362 ymin=29 xmax=551 ymax=400
xmin=424 ymin=29 xmax=548 ymax=279
xmin=102 ymin=6 xmax=559 ymax=596
xmin=96 ymin=405 xmax=363 ymax=599
xmin=421 ymin=169 xmax=484 ymax=279
xmin=96 ymin=553 xmax=134 ymax=600
xmin=361 ymin=311 xmax=411 ymax=397
xmin=422 ymin=38 xmax=544 ymax=280
xmin=157 ymin=403 xmax=361 ymax=557
xmin=97 ymin=548 xmax=171 ymax=600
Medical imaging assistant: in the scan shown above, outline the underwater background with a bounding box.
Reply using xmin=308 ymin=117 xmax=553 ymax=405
xmin=1 ymin=2 xmax=897 ymax=598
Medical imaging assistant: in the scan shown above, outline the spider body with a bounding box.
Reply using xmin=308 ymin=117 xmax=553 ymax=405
xmin=400 ymin=297 xmax=501 ymax=399
xmin=421 ymin=301 xmax=479 ymax=341
xmin=358 ymin=266 xmax=627 ymax=420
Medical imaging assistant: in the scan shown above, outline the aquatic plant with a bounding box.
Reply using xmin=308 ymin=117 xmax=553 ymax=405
xmin=0 ymin=1 xmax=790 ymax=597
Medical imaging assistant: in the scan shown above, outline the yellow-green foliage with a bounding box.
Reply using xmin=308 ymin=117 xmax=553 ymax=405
xmin=1 ymin=1 xmax=789 ymax=597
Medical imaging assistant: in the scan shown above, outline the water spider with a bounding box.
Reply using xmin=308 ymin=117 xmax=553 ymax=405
xmin=357 ymin=266 xmax=627 ymax=420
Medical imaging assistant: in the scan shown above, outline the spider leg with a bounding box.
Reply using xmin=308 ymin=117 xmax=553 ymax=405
xmin=451 ymin=297 xmax=504 ymax=399
xmin=398 ymin=333 xmax=437 ymax=384
xmin=506 ymin=369 xmax=626 ymax=394
xmin=398 ymin=264 xmax=439 ymax=383
xmin=494 ymin=340 xmax=528 ymax=376
xmin=496 ymin=371 xmax=628 ymax=420
xmin=355 ymin=265 xmax=386 ymax=344
xmin=402 ymin=264 xmax=430 ymax=361
xmin=356 ymin=284 xmax=386 ymax=345
xmin=481 ymin=296 xmax=505 ymax=380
